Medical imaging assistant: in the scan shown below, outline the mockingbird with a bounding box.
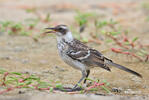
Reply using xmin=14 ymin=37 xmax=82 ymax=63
xmin=45 ymin=24 xmax=142 ymax=90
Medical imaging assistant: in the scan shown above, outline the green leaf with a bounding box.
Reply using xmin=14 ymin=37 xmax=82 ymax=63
xmin=20 ymin=31 xmax=31 ymax=36
xmin=132 ymin=37 xmax=138 ymax=43
xmin=101 ymin=86 xmax=111 ymax=93
xmin=109 ymin=31 xmax=121 ymax=36
xmin=49 ymin=87 xmax=53 ymax=92
xmin=137 ymin=52 xmax=144 ymax=56
xmin=11 ymin=23 xmax=23 ymax=30
xmin=80 ymin=90 xmax=84 ymax=94
xmin=106 ymin=82 xmax=110 ymax=86
xmin=77 ymin=83 xmax=83 ymax=89
xmin=105 ymin=39 xmax=113 ymax=43
xmin=55 ymin=83 xmax=63 ymax=89
xmin=39 ymin=82 xmax=51 ymax=86
xmin=45 ymin=13 xmax=51 ymax=22
xmin=86 ymin=78 xmax=95 ymax=82
xmin=96 ymin=20 xmax=108 ymax=28
xmin=5 ymin=80 xmax=15 ymax=84
xmin=124 ymin=41 xmax=130 ymax=45
xmin=75 ymin=11 xmax=96 ymax=26
xmin=101 ymin=30 xmax=106 ymax=34
xmin=140 ymin=49 xmax=148 ymax=55
xmin=25 ymin=8 xmax=36 ymax=13
xmin=8 ymin=30 xmax=14 ymax=35
xmin=24 ymin=75 xmax=40 ymax=81
xmin=25 ymin=81 xmax=32 ymax=85
xmin=17 ymin=82 xmax=25 ymax=86
xmin=0 ymin=69 xmax=7 ymax=74
xmin=7 ymin=76 xmax=18 ymax=81
xmin=82 ymin=37 xmax=88 ymax=43
xmin=11 ymin=72 xmax=22 ymax=75
xmin=0 ymin=21 xmax=13 ymax=27
xmin=89 ymin=88 xmax=98 ymax=91
xmin=38 ymin=85 xmax=49 ymax=89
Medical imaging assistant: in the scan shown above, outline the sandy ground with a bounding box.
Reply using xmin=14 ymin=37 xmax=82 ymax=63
xmin=0 ymin=0 xmax=149 ymax=99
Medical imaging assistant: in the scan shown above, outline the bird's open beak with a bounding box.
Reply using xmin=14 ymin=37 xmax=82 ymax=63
xmin=45 ymin=27 xmax=57 ymax=33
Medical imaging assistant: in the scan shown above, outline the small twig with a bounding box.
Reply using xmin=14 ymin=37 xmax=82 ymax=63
xmin=0 ymin=87 xmax=14 ymax=94
xmin=107 ymin=34 xmax=129 ymax=49
xmin=130 ymin=53 xmax=144 ymax=62
xmin=108 ymin=24 xmax=117 ymax=31
xmin=122 ymin=34 xmax=135 ymax=48
xmin=86 ymin=82 xmax=105 ymax=91
xmin=145 ymin=55 xmax=149 ymax=62
xmin=88 ymin=39 xmax=102 ymax=44
xmin=0 ymin=85 xmax=25 ymax=95
xmin=1 ymin=72 xmax=9 ymax=86
xmin=67 ymin=91 xmax=80 ymax=94
xmin=111 ymin=48 xmax=144 ymax=61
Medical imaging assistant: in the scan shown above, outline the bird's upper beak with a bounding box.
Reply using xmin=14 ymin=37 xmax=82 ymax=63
xmin=45 ymin=27 xmax=57 ymax=33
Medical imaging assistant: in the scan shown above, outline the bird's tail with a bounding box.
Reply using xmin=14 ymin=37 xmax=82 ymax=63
xmin=106 ymin=60 xmax=142 ymax=78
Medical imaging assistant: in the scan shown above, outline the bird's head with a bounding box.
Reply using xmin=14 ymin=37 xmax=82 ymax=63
xmin=45 ymin=24 xmax=73 ymax=42
xmin=45 ymin=25 xmax=69 ymax=36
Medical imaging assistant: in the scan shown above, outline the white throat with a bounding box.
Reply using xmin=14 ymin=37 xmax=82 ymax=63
xmin=57 ymin=31 xmax=73 ymax=43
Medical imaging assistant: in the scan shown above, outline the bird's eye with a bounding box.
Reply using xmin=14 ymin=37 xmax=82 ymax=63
xmin=59 ymin=28 xmax=63 ymax=30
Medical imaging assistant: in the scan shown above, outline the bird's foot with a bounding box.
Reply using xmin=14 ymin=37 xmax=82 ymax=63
xmin=62 ymin=84 xmax=83 ymax=92
xmin=65 ymin=87 xmax=82 ymax=92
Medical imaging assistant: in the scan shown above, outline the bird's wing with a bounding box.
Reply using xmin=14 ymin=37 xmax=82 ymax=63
xmin=66 ymin=49 xmax=90 ymax=61
xmin=66 ymin=39 xmax=111 ymax=71
xmin=89 ymin=49 xmax=111 ymax=71
xmin=66 ymin=39 xmax=90 ymax=61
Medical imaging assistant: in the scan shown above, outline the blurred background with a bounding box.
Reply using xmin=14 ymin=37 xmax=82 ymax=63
xmin=0 ymin=0 xmax=149 ymax=99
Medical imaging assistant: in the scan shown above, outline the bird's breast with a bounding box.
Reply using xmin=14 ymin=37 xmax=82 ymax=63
xmin=57 ymin=41 xmax=67 ymax=53
xmin=57 ymin=41 xmax=86 ymax=71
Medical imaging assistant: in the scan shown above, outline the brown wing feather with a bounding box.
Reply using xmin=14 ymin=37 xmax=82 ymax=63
xmin=66 ymin=39 xmax=111 ymax=71
xmin=88 ymin=49 xmax=111 ymax=71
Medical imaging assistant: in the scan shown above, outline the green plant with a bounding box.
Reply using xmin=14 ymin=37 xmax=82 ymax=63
xmin=25 ymin=18 xmax=39 ymax=29
xmin=75 ymin=11 xmax=97 ymax=32
xmin=44 ymin=13 xmax=51 ymax=22
xmin=0 ymin=69 xmax=111 ymax=94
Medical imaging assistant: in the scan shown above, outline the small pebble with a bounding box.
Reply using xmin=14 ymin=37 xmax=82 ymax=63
xmin=112 ymin=87 xmax=122 ymax=93
xmin=21 ymin=59 xmax=29 ymax=64
xmin=18 ymin=90 xmax=25 ymax=94
xmin=55 ymin=66 xmax=65 ymax=72
xmin=0 ymin=56 xmax=12 ymax=60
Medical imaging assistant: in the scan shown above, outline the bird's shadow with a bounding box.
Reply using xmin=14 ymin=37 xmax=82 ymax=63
xmin=53 ymin=87 xmax=83 ymax=92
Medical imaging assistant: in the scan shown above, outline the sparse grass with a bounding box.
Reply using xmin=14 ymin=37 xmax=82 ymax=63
xmin=25 ymin=7 xmax=51 ymax=23
xmin=0 ymin=10 xmax=52 ymax=41
xmin=0 ymin=69 xmax=111 ymax=94
xmin=0 ymin=20 xmax=32 ymax=36
xmin=0 ymin=18 xmax=43 ymax=40
xmin=73 ymin=11 xmax=149 ymax=62
xmin=75 ymin=11 xmax=97 ymax=33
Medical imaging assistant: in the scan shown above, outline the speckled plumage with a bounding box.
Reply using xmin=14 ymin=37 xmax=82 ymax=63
xmin=46 ymin=25 xmax=142 ymax=89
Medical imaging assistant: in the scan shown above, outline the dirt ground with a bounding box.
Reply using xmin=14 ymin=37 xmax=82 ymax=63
xmin=0 ymin=0 xmax=149 ymax=100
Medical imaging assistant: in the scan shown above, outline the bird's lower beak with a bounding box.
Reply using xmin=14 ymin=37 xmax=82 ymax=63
xmin=45 ymin=27 xmax=56 ymax=33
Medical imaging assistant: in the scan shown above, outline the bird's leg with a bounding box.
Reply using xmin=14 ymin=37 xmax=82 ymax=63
xmin=72 ymin=70 xmax=87 ymax=90
xmin=83 ymin=70 xmax=90 ymax=83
